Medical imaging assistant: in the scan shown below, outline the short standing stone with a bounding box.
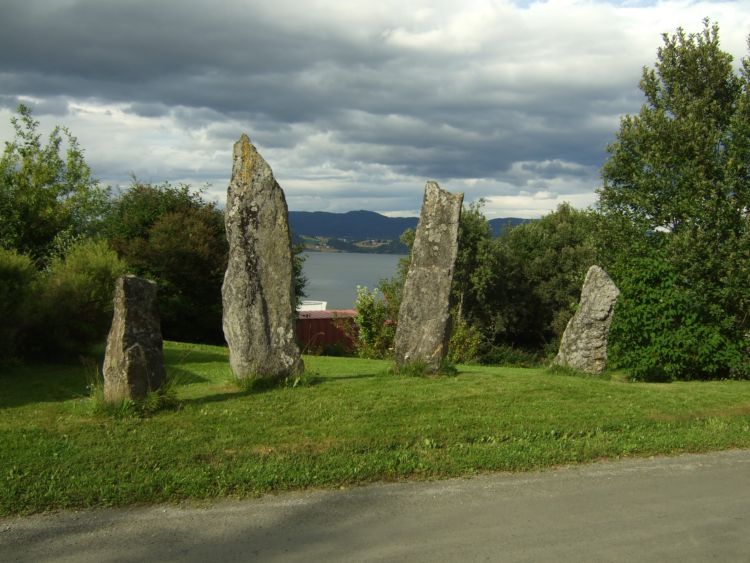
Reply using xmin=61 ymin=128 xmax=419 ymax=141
xmin=221 ymin=134 xmax=303 ymax=381
xmin=395 ymin=181 xmax=463 ymax=372
xmin=554 ymin=265 xmax=620 ymax=374
xmin=103 ymin=275 xmax=166 ymax=402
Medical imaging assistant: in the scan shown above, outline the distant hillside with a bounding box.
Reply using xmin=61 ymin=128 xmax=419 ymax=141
xmin=290 ymin=210 xmax=530 ymax=241
xmin=290 ymin=210 xmax=417 ymax=240
xmin=487 ymin=217 xmax=529 ymax=236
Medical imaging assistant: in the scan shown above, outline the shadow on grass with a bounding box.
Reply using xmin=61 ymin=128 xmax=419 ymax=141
xmin=544 ymin=363 xmax=624 ymax=382
xmin=168 ymin=367 xmax=210 ymax=385
xmin=178 ymin=371 xmax=389 ymax=407
xmin=178 ymin=390 xmax=253 ymax=407
xmin=242 ymin=375 xmax=325 ymax=393
xmin=179 ymin=376 xmax=328 ymax=407
xmin=163 ymin=348 xmax=228 ymax=365
xmin=0 ymin=352 xmax=214 ymax=409
xmin=319 ymin=372 xmax=385 ymax=382
xmin=0 ymin=363 xmax=89 ymax=408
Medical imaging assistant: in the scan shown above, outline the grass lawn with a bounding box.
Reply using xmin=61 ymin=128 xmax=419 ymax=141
xmin=2 ymin=341 xmax=750 ymax=516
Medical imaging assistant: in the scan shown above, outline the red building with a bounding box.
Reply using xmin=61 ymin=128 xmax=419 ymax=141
xmin=296 ymin=310 xmax=357 ymax=354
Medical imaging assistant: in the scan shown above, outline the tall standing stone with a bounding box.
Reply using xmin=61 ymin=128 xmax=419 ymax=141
xmin=103 ymin=275 xmax=166 ymax=402
xmin=554 ymin=265 xmax=620 ymax=374
xmin=222 ymin=134 xmax=303 ymax=381
xmin=395 ymin=181 xmax=463 ymax=372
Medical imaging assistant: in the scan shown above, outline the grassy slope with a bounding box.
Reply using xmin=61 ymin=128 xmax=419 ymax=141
xmin=1 ymin=341 xmax=750 ymax=515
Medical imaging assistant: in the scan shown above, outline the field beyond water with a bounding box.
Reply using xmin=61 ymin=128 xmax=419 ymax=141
xmin=2 ymin=341 xmax=750 ymax=516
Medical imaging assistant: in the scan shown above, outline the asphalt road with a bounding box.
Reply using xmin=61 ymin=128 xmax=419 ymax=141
xmin=2 ymin=450 xmax=749 ymax=562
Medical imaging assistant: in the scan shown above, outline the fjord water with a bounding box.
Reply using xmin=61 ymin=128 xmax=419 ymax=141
xmin=301 ymin=251 xmax=404 ymax=310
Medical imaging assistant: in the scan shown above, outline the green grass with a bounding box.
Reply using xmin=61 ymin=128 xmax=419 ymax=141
xmin=2 ymin=341 xmax=750 ymax=516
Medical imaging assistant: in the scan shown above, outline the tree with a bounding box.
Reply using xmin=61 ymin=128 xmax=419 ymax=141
xmin=350 ymin=229 xmax=411 ymax=359
xmin=0 ymin=248 xmax=37 ymax=360
xmin=28 ymin=239 xmax=127 ymax=358
xmin=461 ymin=203 xmax=597 ymax=352
xmin=597 ymin=21 xmax=750 ymax=379
xmin=104 ymin=180 xmax=228 ymax=343
xmin=352 ymin=285 xmax=397 ymax=358
xmin=0 ymin=105 xmax=108 ymax=264
xmin=501 ymin=203 xmax=597 ymax=347
xmin=452 ymin=200 xmax=494 ymax=322
xmin=292 ymin=244 xmax=307 ymax=309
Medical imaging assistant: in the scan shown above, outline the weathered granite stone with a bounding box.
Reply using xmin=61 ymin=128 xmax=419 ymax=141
xmin=394 ymin=181 xmax=463 ymax=372
xmin=554 ymin=265 xmax=620 ymax=374
xmin=221 ymin=134 xmax=303 ymax=381
xmin=103 ymin=275 xmax=166 ymax=402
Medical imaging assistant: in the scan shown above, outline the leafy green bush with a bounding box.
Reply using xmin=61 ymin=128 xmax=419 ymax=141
xmin=493 ymin=203 xmax=597 ymax=348
xmin=29 ymin=239 xmax=127 ymax=358
xmin=608 ymin=256 xmax=748 ymax=381
xmin=0 ymin=248 xmax=37 ymax=360
xmin=353 ymin=286 xmax=396 ymax=359
xmin=448 ymin=316 xmax=483 ymax=364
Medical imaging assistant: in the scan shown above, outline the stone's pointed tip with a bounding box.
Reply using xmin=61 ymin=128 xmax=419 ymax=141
xmin=424 ymin=180 xmax=462 ymax=200
xmin=234 ymin=133 xmax=268 ymax=165
xmin=232 ymin=133 xmax=268 ymax=177
xmin=235 ymin=133 xmax=260 ymax=153
xmin=424 ymin=181 xmax=442 ymax=197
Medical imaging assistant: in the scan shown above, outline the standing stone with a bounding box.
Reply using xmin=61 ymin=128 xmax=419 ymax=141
xmin=103 ymin=275 xmax=166 ymax=402
xmin=395 ymin=181 xmax=463 ymax=372
xmin=222 ymin=134 xmax=303 ymax=381
xmin=554 ymin=265 xmax=620 ymax=374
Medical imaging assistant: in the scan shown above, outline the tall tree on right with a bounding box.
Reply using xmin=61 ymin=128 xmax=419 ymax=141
xmin=597 ymin=20 xmax=750 ymax=380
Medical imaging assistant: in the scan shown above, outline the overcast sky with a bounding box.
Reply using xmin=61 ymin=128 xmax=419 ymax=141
xmin=1 ymin=0 xmax=749 ymax=218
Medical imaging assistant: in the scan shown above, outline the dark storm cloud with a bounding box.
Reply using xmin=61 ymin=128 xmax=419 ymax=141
xmin=0 ymin=1 xmax=382 ymax=80
xmin=125 ymin=103 xmax=171 ymax=118
xmin=0 ymin=1 xmax=389 ymax=111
